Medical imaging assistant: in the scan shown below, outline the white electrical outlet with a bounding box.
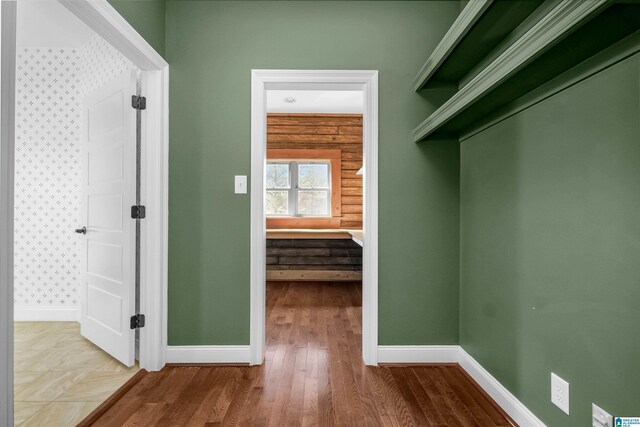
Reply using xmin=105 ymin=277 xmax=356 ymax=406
xmin=551 ymin=373 xmax=570 ymax=414
xmin=592 ymin=403 xmax=613 ymax=427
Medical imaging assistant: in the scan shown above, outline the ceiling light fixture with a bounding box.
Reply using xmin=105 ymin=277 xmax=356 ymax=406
xmin=284 ymin=97 xmax=296 ymax=104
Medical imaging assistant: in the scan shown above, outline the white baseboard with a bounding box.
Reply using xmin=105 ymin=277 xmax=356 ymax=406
xmin=14 ymin=307 xmax=80 ymax=322
xmin=378 ymin=345 xmax=460 ymax=364
xmin=166 ymin=345 xmax=251 ymax=364
xmin=458 ymin=348 xmax=545 ymax=427
xmin=377 ymin=345 xmax=546 ymax=427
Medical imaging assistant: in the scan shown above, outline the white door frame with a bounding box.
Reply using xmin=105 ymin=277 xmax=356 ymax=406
xmin=250 ymin=70 xmax=379 ymax=366
xmin=1 ymin=1 xmax=169 ymax=424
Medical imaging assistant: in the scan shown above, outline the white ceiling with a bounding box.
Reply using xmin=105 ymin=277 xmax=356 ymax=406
xmin=17 ymin=0 xmax=95 ymax=48
xmin=266 ymin=90 xmax=363 ymax=114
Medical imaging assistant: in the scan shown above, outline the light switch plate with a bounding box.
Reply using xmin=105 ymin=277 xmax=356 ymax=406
xmin=551 ymin=373 xmax=570 ymax=414
xmin=592 ymin=403 xmax=613 ymax=427
xmin=235 ymin=175 xmax=247 ymax=194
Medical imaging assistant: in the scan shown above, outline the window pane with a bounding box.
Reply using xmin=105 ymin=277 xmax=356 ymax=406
xmin=266 ymin=190 xmax=289 ymax=215
xmin=298 ymin=191 xmax=328 ymax=215
xmin=298 ymin=163 xmax=329 ymax=188
xmin=266 ymin=163 xmax=290 ymax=188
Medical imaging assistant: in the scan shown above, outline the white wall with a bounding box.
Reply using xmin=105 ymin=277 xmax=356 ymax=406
xmin=14 ymin=35 xmax=135 ymax=321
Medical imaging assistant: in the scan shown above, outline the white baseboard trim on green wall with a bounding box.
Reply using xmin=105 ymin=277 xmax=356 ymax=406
xmin=166 ymin=345 xmax=251 ymax=364
xmin=14 ymin=307 xmax=79 ymax=322
xmin=458 ymin=348 xmax=546 ymax=427
xmin=377 ymin=345 xmax=460 ymax=364
xmin=378 ymin=345 xmax=545 ymax=427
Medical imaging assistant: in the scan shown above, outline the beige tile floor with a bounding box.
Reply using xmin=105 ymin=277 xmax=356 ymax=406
xmin=14 ymin=322 xmax=139 ymax=426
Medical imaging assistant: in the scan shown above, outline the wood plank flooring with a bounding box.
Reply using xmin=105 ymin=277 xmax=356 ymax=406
xmin=84 ymin=282 xmax=515 ymax=426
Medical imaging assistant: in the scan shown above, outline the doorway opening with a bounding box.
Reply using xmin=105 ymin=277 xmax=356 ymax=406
xmin=1 ymin=1 xmax=169 ymax=425
xmin=250 ymin=70 xmax=379 ymax=366
xmin=12 ymin=2 xmax=141 ymax=423
xmin=264 ymin=90 xmax=365 ymax=378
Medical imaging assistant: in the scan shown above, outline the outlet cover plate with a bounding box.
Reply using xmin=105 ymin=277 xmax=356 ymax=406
xmin=551 ymin=373 xmax=570 ymax=414
xmin=234 ymin=175 xmax=247 ymax=194
xmin=592 ymin=403 xmax=613 ymax=427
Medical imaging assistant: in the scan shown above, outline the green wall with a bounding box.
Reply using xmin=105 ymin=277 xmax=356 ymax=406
xmin=460 ymin=53 xmax=640 ymax=425
xmin=107 ymin=0 xmax=165 ymax=56
xmin=102 ymin=2 xmax=640 ymax=422
xmin=164 ymin=0 xmax=461 ymax=345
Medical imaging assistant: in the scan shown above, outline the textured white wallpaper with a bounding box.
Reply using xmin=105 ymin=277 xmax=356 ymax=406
xmin=14 ymin=35 xmax=135 ymax=315
xmin=81 ymin=35 xmax=135 ymax=97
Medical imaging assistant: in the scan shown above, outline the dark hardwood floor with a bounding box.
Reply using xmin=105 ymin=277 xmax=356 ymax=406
xmin=83 ymin=282 xmax=515 ymax=426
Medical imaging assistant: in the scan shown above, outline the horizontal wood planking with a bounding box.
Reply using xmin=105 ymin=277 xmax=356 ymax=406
xmin=267 ymin=238 xmax=362 ymax=278
xmin=341 ymin=169 xmax=361 ymax=179
xmin=267 ymin=125 xmax=339 ymax=135
xmin=268 ymin=134 xmax=361 ymax=143
xmin=268 ymin=264 xmax=362 ymax=271
xmin=266 ymin=270 xmax=362 ymax=281
xmin=342 ymin=204 xmax=362 ymax=214
xmin=266 ymin=230 xmax=353 ymax=239
xmin=341 ymin=221 xmax=363 ymax=228
xmin=267 ymin=113 xmax=362 ymax=229
xmin=278 ymin=256 xmax=362 ymax=265
xmin=267 ymin=113 xmax=362 ymax=126
xmin=342 ymin=178 xmax=362 ymax=187
xmin=342 ymin=161 xmax=362 ymax=170
xmin=339 ymin=126 xmax=362 ymax=135
xmin=342 ymin=196 xmax=362 ymax=205
xmin=268 ymin=247 xmax=361 ymax=257
xmin=342 ymin=187 xmax=362 ymax=196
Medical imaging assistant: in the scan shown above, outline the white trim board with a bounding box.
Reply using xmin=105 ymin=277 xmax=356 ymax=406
xmin=57 ymin=0 xmax=170 ymax=373
xmin=377 ymin=345 xmax=461 ymax=364
xmin=458 ymin=347 xmax=546 ymax=427
xmin=1 ymin=3 xmax=18 ymax=426
xmin=250 ymin=70 xmax=379 ymax=366
xmin=166 ymin=346 xmax=251 ymax=364
xmin=14 ymin=307 xmax=80 ymax=322
xmin=378 ymin=345 xmax=546 ymax=427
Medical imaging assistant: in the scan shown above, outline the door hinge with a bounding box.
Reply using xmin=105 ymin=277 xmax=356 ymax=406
xmin=130 ymin=314 xmax=145 ymax=329
xmin=131 ymin=205 xmax=146 ymax=219
xmin=131 ymin=95 xmax=146 ymax=110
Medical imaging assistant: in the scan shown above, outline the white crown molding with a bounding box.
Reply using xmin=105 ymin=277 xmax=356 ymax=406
xmin=413 ymin=0 xmax=610 ymax=142
xmin=378 ymin=345 xmax=546 ymax=427
xmin=14 ymin=307 xmax=80 ymax=322
xmin=166 ymin=346 xmax=251 ymax=364
xmin=413 ymin=0 xmax=494 ymax=91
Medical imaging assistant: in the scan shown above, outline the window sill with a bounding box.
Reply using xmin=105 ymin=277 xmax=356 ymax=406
xmin=266 ymin=217 xmax=341 ymax=229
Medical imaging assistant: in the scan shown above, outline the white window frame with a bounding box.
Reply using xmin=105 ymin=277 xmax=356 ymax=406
xmin=266 ymin=160 xmax=332 ymax=217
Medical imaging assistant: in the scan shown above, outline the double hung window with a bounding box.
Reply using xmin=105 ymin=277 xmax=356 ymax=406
xmin=266 ymin=161 xmax=331 ymax=217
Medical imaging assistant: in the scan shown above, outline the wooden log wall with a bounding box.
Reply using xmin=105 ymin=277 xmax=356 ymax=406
xmin=266 ymin=239 xmax=362 ymax=281
xmin=267 ymin=113 xmax=363 ymax=229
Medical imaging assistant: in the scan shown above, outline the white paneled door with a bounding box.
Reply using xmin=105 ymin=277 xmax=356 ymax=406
xmin=80 ymin=70 xmax=137 ymax=366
